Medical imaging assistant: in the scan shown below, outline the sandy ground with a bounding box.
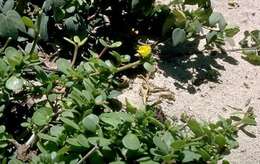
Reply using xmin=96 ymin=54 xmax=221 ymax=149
xmin=119 ymin=0 xmax=260 ymax=163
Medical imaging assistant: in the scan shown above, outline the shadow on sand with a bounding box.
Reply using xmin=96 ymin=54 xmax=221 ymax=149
xmin=157 ymin=41 xmax=239 ymax=94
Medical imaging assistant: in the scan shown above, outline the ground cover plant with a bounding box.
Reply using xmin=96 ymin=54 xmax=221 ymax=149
xmin=239 ymin=30 xmax=260 ymax=65
xmin=0 ymin=0 xmax=256 ymax=163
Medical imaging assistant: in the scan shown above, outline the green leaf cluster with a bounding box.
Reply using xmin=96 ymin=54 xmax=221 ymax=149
xmin=0 ymin=0 xmax=255 ymax=163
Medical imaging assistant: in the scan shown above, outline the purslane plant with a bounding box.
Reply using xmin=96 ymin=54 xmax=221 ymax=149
xmin=0 ymin=39 xmax=256 ymax=163
xmin=0 ymin=45 xmax=256 ymax=163
xmin=0 ymin=0 xmax=256 ymax=163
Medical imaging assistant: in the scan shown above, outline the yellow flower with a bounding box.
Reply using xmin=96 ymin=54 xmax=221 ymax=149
xmin=137 ymin=44 xmax=152 ymax=58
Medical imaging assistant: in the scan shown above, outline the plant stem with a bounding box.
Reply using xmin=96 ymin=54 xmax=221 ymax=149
xmin=0 ymin=37 xmax=12 ymax=53
xmin=29 ymin=34 xmax=39 ymax=55
xmin=116 ymin=60 xmax=141 ymax=73
xmin=71 ymin=45 xmax=79 ymax=66
xmin=76 ymin=145 xmax=98 ymax=164
xmin=98 ymin=47 xmax=108 ymax=58
xmin=30 ymin=11 xmax=43 ymax=55
xmin=25 ymin=132 xmax=37 ymax=146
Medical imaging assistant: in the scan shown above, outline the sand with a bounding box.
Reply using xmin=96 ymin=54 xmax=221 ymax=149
xmin=119 ymin=0 xmax=260 ymax=163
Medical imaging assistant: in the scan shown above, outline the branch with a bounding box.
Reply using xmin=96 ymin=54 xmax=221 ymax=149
xmin=71 ymin=45 xmax=79 ymax=66
xmin=116 ymin=60 xmax=141 ymax=73
xmin=25 ymin=133 xmax=37 ymax=146
xmin=76 ymin=145 xmax=99 ymax=164
xmin=0 ymin=37 xmax=12 ymax=53
xmin=98 ymin=47 xmax=108 ymax=58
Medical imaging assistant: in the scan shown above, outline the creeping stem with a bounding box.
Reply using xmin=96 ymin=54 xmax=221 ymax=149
xmin=0 ymin=37 xmax=12 ymax=53
xmin=116 ymin=60 xmax=141 ymax=73
xmin=72 ymin=44 xmax=79 ymax=66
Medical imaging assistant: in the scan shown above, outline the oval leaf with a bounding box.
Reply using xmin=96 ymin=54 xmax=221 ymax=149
xmin=82 ymin=114 xmax=99 ymax=133
xmin=122 ymin=133 xmax=140 ymax=150
xmin=32 ymin=107 xmax=53 ymax=126
xmin=56 ymin=58 xmax=71 ymax=74
xmin=5 ymin=47 xmax=23 ymax=67
xmin=60 ymin=117 xmax=80 ymax=130
xmin=143 ymin=62 xmax=155 ymax=73
xmin=5 ymin=76 xmax=23 ymax=92
xmin=172 ymin=28 xmax=186 ymax=47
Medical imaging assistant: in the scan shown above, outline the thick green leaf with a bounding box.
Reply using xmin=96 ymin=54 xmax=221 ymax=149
xmin=222 ymin=160 xmax=230 ymax=164
xmin=22 ymin=16 xmax=34 ymax=28
xmin=126 ymin=99 xmax=138 ymax=113
xmin=187 ymin=119 xmax=203 ymax=136
xmin=69 ymin=88 xmax=85 ymax=107
xmin=60 ymin=117 xmax=80 ymax=130
xmin=5 ymin=76 xmax=23 ymax=92
xmin=131 ymin=0 xmax=139 ymax=9
xmin=242 ymin=53 xmax=260 ymax=65
xmin=206 ymin=31 xmax=218 ymax=43
xmin=100 ymin=112 xmax=133 ymax=128
xmin=250 ymin=30 xmax=260 ymax=44
xmin=110 ymin=161 xmax=126 ymax=164
xmin=143 ymin=62 xmax=155 ymax=72
xmin=153 ymin=135 xmax=169 ymax=154
xmin=122 ymin=133 xmax=140 ymax=150
xmin=1 ymin=0 xmax=14 ymax=13
xmin=99 ymin=39 xmax=109 ymax=47
xmin=66 ymin=137 xmax=81 ymax=147
xmin=95 ymin=94 xmax=106 ymax=105
xmin=38 ymin=13 xmax=49 ymax=41
xmin=5 ymin=47 xmax=23 ymax=67
xmin=110 ymin=41 xmax=122 ymax=48
xmin=225 ymin=26 xmax=240 ymax=37
xmin=8 ymin=159 xmax=23 ymax=164
xmin=88 ymin=137 xmax=111 ymax=147
xmin=64 ymin=16 xmax=79 ymax=32
xmin=101 ymin=117 xmax=120 ymax=128
xmin=215 ymin=134 xmax=226 ymax=147
xmin=172 ymin=28 xmax=186 ymax=46
xmin=53 ymin=7 xmax=65 ymax=22
xmin=197 ymin=148 xmax=211 ymax=161
xmin=139 ymin=161 xmax=159 ymax=164
xmin=153 ymin=132 xmax=173 ymax=155
xmin=241 ymin=116 xmax=257 ymax=126
xmin=0 ymin=10 xmax=25 ymax=38
xmin=50 ymin=125 xmax=64 ymax=137
xmin=209 ymin=12 xmax=227 ymax=30
xmin=77 ymin=134 xmax=90 ymax=148
xmin=172 ymin=9 xmax=186 ymax=27
xmin=0 ymin=14 xmax=11 ymax=37
xmin=0 ymin=125 xmax=5 ymax=133
xmin=82 ymin=114 xmax=99 ymax=133
xmin=0 ymin=59 xmax=8 ymax=76
xmin=108 ymin=90 xmax=121 ymax=99
xmin=32 ymin=107 xmax=53 ymax=126
xmin=172 ymin=140 xmax=186 ymax=150
xmin=38 ymin=133 xmax=58 ymax=143
xmin=56 ymin=58 xmax=71 ymax=74
xmin=73 ymin=35 xmax=81 ymax=44
xmin=161 ymin=132 xmax=173 ymax=148
xmin=182 ymin=150 xmax=201 ymax=163
xmin=187 ymin=20 xmax=202 ymax=33
xmin=7 ymin=10 xmax=26 ymax=32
